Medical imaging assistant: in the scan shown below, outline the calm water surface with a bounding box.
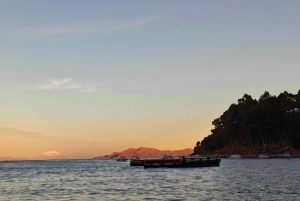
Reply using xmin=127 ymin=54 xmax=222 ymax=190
xmin=0 ymin=159 xmax=299 ymax=200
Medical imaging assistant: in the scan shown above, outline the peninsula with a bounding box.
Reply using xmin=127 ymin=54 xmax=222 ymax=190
xmin=93 ymin=147 xmax=193 ymax=159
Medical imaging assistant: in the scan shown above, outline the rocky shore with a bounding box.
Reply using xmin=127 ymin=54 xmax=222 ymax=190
xmin=195 ymin=143 xmax=300 ymax=158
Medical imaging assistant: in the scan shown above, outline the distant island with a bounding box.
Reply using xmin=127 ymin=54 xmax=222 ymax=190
xmin=0 ymin=157 xmax=27 ymax=161
xmin=93 ymin=147 xmax=193 ymax=159
xmin=194 ymin=90 xmax=300 ymax=157
xmin=0 ymin=151 xmax=67 ymax=162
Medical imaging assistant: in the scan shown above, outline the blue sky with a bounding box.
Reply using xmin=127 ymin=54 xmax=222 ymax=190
xmin=0 ymin=1 xmax=299 ymax=158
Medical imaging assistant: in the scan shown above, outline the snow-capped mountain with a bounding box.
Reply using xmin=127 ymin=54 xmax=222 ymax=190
xmin=36 ymin=151 xmax=67 ymax=160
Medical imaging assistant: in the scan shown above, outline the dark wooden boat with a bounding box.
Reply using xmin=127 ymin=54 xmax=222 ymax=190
xmin=144 ymin=155 xmax=181 ymax=168
xmin=181 ymin=155 xmax=221 ymax=167
xmin=130 ymin=156 xmax=144 ymax=166
xmin=117 ymin=156 xmax=128 ymax=162
xmin=143 ymin=155 xmax=221 ymax=168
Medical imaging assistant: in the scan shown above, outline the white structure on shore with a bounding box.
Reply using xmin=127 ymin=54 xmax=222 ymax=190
xmin=229 ymin=154 xmax=241 ymax=159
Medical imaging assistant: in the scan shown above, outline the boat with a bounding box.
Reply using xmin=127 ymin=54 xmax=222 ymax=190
xmin=258 ymin=154 xmax=269 ymax=158
xmin=130 ymin=156 xmax=144 ymax=166
xmin=229 ymin=154 xmax=241 ymax=159
xmin=117 ymin=156 xmax=128 ymax=162
xmin=278 ymin=153 xmax=291 ymax=158
xmin=184 ymin=154 xmax=204 ymax=161
xmin=143 ymin=154 xmax=221 ymax=168
xmin=143 ymin=155 xmax=182 ymax=168
xmin=181 ymin=155 xmax=221 ymax=168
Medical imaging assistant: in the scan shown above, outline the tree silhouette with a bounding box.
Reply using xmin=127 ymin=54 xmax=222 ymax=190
xmin=195 ymin=90 xmax=300 ymax=155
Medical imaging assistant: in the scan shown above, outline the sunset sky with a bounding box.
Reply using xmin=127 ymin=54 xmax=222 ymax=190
xmin=1 ymin=1 xmax=299 ymax=159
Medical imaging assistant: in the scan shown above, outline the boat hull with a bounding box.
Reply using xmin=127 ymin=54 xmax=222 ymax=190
xmin=144 ymin=159 xmax=182 ymax=168
xmin=181 ymin=158 xmax=221 ymax=167
xmin=143 ymin=158 xmax=221 ymax=168
xmin=130 ymin=159 xmax=144 ymax=166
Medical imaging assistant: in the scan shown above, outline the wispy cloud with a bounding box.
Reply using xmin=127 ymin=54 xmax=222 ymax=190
xmin=44 ymin=78 xmax=72 ymax=89
xmin=3 ymin=15 xmax=160 ymax=37
xmin=39 ymin=16 xmax=159 ymax=35
xmin=42 ymin=78 xmax=99 ymax=94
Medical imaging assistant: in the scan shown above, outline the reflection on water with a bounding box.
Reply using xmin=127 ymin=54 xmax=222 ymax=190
xmin=0 ymin=159 xmax=299 ymax=200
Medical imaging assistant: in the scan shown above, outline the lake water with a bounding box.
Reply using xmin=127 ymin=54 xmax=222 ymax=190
xmin=0 ymin=158 xmax=299 ymax=200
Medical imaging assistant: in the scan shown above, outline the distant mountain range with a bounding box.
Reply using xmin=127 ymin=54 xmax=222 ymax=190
xmin=0 ymin=151 xmax=67 ymax=161
xmin=0 ymin=157 xmax=27 ymax=161
xmin=93 ymin=147 xmax=193 ymax=159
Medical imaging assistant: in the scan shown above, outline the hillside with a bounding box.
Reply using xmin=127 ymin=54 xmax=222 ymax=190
xmin=0 ymin=157 xmax=27 ymax=161
xmin=93 ymin=147 xmax=193 ymax=159
xmin=194 ymin=90 xmax=300 ymax=157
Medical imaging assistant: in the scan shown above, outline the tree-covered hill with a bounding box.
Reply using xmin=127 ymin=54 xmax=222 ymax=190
xmin=194 ymin=90 xmax=300 ymax=156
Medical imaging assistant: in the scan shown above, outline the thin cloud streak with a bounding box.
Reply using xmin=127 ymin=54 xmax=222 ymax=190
xmin=42 ymin=78 xmax=98 ymax=94
xmin=45 ymin=78 xmax=72 ymax=89
xmin=3 ymin=16 xmax=161 ymax=37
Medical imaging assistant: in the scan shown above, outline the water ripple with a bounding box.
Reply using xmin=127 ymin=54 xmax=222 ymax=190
xmin=0 ymin=159 xmax=300 ymax=200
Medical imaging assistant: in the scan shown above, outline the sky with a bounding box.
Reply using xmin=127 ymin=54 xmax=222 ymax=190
xmin=0 ymin=1 xmax=300 ymax=159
